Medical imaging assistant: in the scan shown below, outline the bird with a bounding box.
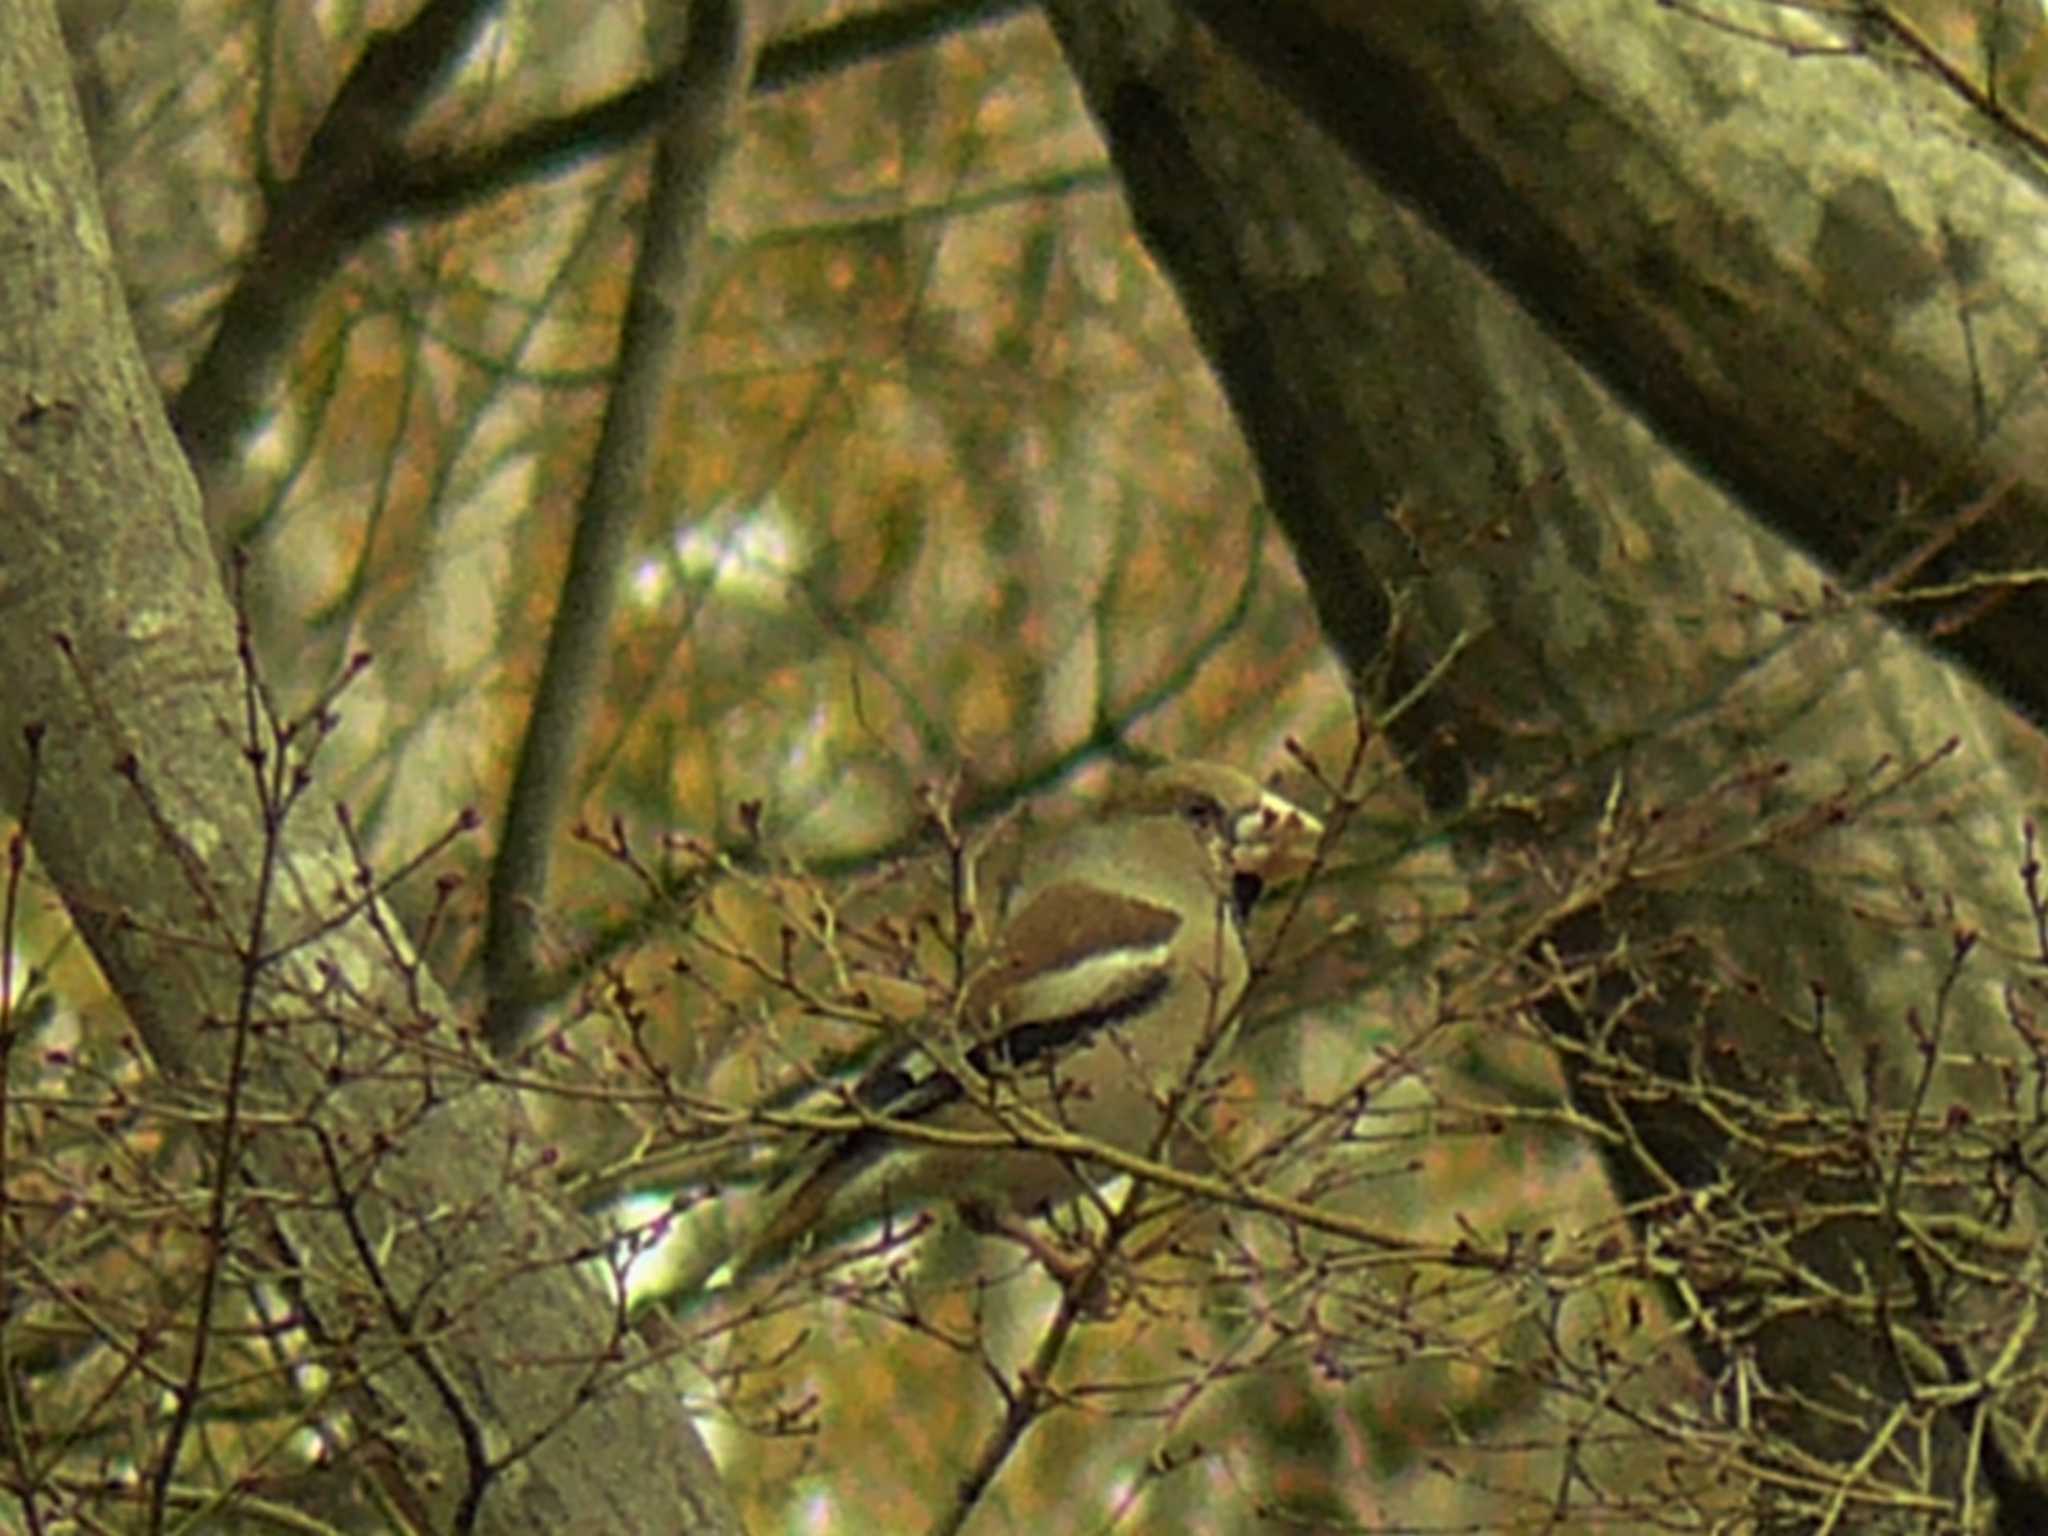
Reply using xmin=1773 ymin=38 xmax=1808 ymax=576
xmin=668 ymin=761 xmax=1323 ymax=1304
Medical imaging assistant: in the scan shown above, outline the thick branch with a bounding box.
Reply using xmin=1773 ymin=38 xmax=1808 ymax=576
xmin=1181 ymin=0 xmax=2048 ymax=724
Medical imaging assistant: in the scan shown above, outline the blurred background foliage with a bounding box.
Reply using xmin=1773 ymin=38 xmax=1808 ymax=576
xmin=25 ymin=0 xmax=2048 ymax=1529
xmin=53 ymin=2 xmax=1396 ymax=1528
xmin=89 ymin=0 xmax=1346 ymax=864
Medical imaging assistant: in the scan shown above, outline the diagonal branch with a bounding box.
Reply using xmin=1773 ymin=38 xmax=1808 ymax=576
xmin=480 ymin=1 xmax=756 ymax=1056
xmin=169 ymin=0 xmax=1035 ymax=501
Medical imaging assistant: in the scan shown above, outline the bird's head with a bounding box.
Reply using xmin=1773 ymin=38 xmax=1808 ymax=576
xmin=1111 ymin=761 xmax=1324 ymax=916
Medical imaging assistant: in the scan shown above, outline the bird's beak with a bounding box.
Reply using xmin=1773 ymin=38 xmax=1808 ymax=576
xmin=1229 ymin=790 xmax=1323 ymax=889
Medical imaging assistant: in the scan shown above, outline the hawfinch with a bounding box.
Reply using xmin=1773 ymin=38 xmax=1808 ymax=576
xmin=702 ymin=761 xmax=1323 ymax=1292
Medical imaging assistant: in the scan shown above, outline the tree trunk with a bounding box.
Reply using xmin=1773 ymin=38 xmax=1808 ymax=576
xmin=1187 ymin=0 xmax=2048 ymax=727
xmin=1047 ymin=0 xmax=2048 ymax=1526
xmin=0 ymin=2 xmax=740 ymax=1529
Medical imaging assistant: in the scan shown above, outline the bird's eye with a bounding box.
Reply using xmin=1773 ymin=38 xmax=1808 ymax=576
xmin=1178 ymin=793 xmax=1228 ymax=835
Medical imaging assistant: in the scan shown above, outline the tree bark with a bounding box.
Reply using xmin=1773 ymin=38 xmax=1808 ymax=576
xmin=0 ymin=2 xmax=740 ymax=1530
xmin=1183 ymin=0 xmax=2048 ymax=729
xmin=1047 ymin=0 xmax=2048 ymax=1525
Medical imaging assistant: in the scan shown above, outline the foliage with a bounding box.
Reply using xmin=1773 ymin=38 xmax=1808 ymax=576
xmin=10 ymin=0 xmax=2048 ymax=1531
